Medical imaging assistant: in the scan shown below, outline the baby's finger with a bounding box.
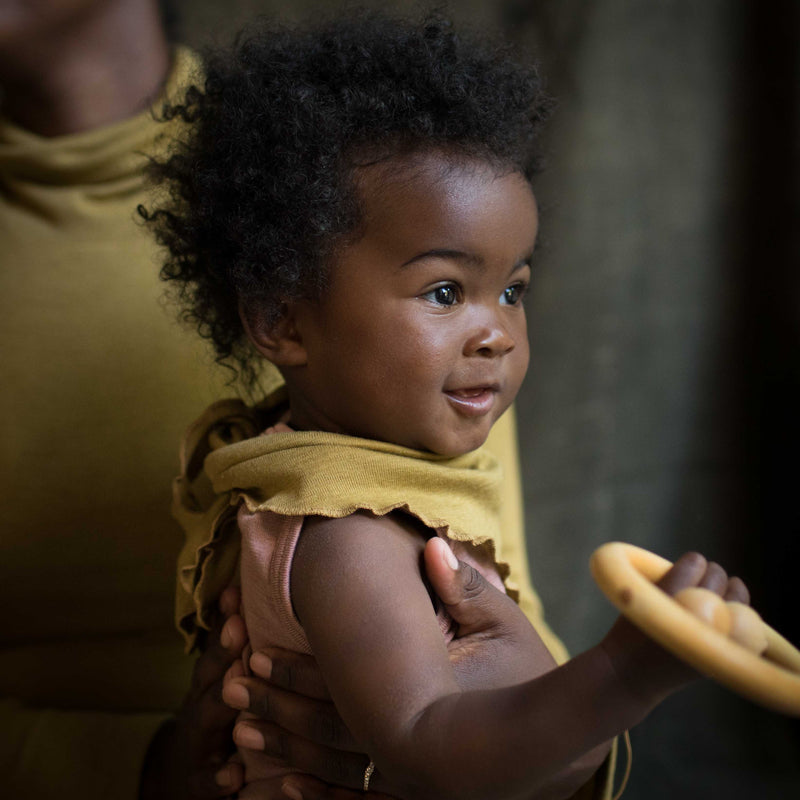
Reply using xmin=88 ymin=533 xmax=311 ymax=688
xmin=233 ymin=721 xmax=377 ymax=791
xmin=724 ymin=576 xmax=750 ymax=605
xmin=697 ymin=561 xmax=729 ymax=595
xmin=656 ymin=552 xmax=708 ymax=596
xmin=224 ymin=677 xmax=359 ymax=752
xmin=250 ymin=647 xmax=332 ymax=701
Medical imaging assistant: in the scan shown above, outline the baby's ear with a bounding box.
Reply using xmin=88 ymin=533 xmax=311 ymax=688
xmin=240 ymin=301 xmax=308 ymax=367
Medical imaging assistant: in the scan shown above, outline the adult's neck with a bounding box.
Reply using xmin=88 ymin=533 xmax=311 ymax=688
xmin=0 ymin=0 xmax=170 ymax=137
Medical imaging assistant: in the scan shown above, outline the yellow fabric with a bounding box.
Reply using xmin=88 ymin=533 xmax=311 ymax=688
xmin=488 ymin=407 xmax=569 ymax=662
xmin=0 ymin=47 xmax=235 ymax=799
xmin=174 ymin=400 xmax=614 ymax=799
xmin=173 ymin=396 xmax=569 ymax=666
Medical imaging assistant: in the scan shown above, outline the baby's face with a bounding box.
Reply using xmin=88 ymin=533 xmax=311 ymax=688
xmin=288 ymin=151 xmax=537 ymax=457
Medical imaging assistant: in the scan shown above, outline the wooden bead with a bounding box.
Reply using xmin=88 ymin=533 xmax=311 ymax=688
xmin=590 ymin=542 xmax=800 ymax=715
xmin=726 ymin=602 xmax=768 ymax=655
xmin=674 ymin=587 xmax=733 ymax=634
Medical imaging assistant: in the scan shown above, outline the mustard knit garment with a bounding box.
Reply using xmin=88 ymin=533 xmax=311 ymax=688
xmin=174 ymin=393 xmax=515 ymax=649
xmin=172 ymin=397 xmax=620 ymax=800
xmin=0 ymin=47 xmax=238 ymax=800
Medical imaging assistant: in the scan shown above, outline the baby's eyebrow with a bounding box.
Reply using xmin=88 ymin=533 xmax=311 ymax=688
xmin=516 ymin=242 xmax=538 ymax=268
xmin=400 ymin=243 xmax=537 ymax=272
xmin=400 ymin=248 xmax=483 ymax=269
xmin=400 ymin=249 xmax=483 ymax=269
xmin=504 ymin=241 xmax=538 ymax=275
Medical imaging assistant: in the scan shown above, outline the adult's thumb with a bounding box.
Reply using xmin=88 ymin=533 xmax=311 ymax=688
xmin=424 ymin=537 xmax=512 ymax=634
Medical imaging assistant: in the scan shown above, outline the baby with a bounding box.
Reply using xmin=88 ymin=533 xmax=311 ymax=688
xmin=144 ymin=12 xmax=748 ymax=799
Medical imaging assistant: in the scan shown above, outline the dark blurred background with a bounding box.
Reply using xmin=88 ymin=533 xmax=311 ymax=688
xmin=176 ymin=1 xmax=800 ymax=796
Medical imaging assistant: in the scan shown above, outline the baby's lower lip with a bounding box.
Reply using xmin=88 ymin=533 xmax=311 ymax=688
xmin=444 ymin=388 xmax=497 ymax=416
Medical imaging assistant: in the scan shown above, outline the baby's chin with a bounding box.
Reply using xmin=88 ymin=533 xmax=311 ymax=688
xmin=417 ymin=429 xmax=493 ymax=459
xmin=356 ymin=417 xmax=497 ymax=457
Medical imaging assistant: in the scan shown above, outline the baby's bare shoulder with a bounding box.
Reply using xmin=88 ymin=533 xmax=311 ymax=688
xmin=298 ymin=510 xmax=428 ymax=573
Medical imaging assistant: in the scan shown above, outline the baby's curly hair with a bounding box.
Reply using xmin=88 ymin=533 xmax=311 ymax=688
xmin=142 ymin=10 xmax=551 ymax=385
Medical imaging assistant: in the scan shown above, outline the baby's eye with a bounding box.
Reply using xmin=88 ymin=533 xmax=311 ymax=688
xmin=422 ymin=284 xmax=460 ymax=306
xmin=501 ymin=282 xmax=528 ymax=306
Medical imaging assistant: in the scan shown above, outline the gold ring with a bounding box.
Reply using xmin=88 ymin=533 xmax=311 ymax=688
xmin=590 ymin=542 xmax=800 ymax=716
xmin=363 ymin=760 xmax=375 ymax=792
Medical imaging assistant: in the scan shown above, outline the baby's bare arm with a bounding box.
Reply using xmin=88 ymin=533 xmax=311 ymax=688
xmin=226 ymin=535 xmax=608 ymax=800
xmin=232 ymin=530 xmax=749 ymax=800
xmin=290 ymin=513 xmax=643 ymax=800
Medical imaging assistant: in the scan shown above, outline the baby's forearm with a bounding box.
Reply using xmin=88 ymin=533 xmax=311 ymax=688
xmin=522 ymin=741 xmax=615 ymax=800
xmin=374 ymin=645 xmax=641 ymax=800
xmin=293 ymin=515 xmax=652 ymax=800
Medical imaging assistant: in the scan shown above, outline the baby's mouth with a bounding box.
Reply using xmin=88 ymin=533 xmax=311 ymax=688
xmin=444 ymin=386 xmax=498 ymax=416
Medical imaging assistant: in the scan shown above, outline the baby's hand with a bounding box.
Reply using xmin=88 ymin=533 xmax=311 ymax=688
xmin=599 ymin=552 xmax=750 ymax=713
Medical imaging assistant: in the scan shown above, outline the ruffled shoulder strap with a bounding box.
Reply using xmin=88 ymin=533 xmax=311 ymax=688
xmin=205 ymin=428 xmax=514 ymax=600
xmin=173 ymin=398 xmax=266 ymax=649
xmin=174 ymin=393 xmax=510 ymax=648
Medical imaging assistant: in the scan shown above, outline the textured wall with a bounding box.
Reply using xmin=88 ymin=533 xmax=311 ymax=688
xmin=513 ymin=2 xmax=800 ymax=797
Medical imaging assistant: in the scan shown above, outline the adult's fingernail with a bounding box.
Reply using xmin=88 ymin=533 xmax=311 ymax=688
xmin=442 ymin=541 xmax=459 ymax=570
xmin=250 ymin=651 xmax=273 ymax=678
xmin=282 ymin=779 xmax=304 ymax=800
xmin=222 ymin=681 xmax=249 ymax=710
xmin=215 ymin=765 xmax=234 ymax=789
xmin=219 ymin=586 xmax=239 ymax=616
xmin=234 ymin=723 xmax=265 ymax=750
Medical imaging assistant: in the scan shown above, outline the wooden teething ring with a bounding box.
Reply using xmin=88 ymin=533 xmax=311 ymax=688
xmin=590 ymin=542 xmax=800 ymax=716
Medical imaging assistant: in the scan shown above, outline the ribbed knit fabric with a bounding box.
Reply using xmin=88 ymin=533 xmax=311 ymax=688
xmin=173 ymin=395 xmax=565 ymax=666
xmin=173 ymin=397 xmax=618 ymax=799
xmin=0 ymin=47 xmax=237 ymax=800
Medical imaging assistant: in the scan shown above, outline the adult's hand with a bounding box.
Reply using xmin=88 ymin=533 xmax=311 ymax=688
xmin=225 ymin=649 xmax=391 ymax=800
xmin=424 ymin=537 xmax=558 ymax=690
xmin=224 ymin=538 xmax=556 ymax=798
xmin=140 ymin=587 xmax=248 ymax=799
